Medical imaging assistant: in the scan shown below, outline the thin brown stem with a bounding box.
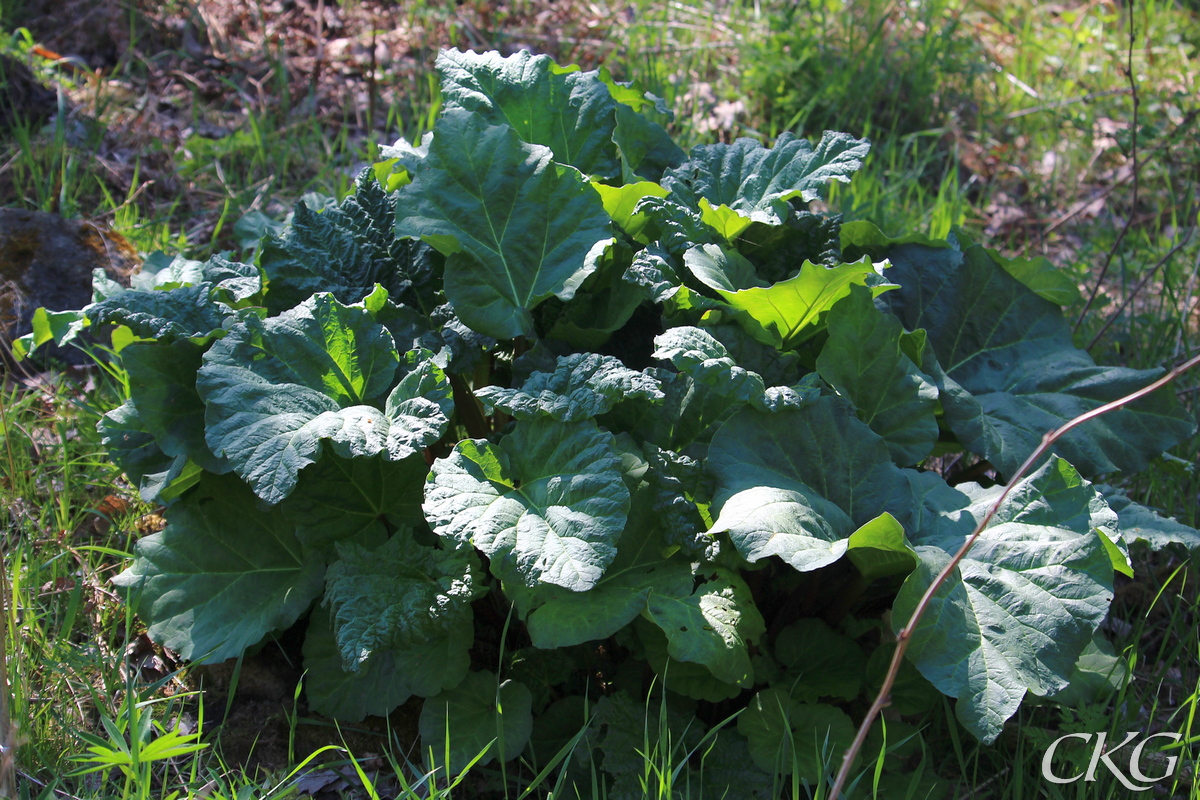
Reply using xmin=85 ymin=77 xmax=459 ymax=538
xmin=1074 ymin=0 xmax=1140 ymax=333
xmin=1087 ymin=226 xmax=1196 ymax=351
xmin=829 ymin=351 xmax=1200 ymax=799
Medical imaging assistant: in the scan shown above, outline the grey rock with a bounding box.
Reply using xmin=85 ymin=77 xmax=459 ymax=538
xmin=0 ymin=208 xmax=137 ymax=365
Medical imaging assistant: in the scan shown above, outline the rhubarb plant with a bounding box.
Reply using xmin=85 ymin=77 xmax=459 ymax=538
xmin=19 ymin=48 xmax=1200 ymax=789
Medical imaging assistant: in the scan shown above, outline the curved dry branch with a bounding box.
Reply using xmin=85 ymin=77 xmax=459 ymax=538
xmin=829 ymin=351 xmax=1200 ymax=799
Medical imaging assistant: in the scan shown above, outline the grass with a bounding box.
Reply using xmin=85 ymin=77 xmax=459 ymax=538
xmin=3 ymin=0 xmax=1200 ymax=797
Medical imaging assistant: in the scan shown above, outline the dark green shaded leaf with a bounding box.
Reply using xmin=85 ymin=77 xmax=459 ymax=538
xmin=644 ymin=568 xmax=764 ymax=687
xmin=418 ymin=670 xmax=533 ymax=771
xmin=773 ymin=619 xmax=866 ymax=702
xmin=853 ymin=230 xmax=1196 ymax=478
xmin=88 ymin=284 xmax=232 ymax=343
xmin=816 ymin=285 xmax=939 ymax=465
xmin=260 ymin=181 xmax=440 ymax=316
xmin=324 ymin=530 xmax=484 ymax=670
xmin=737 ymin=689 xmax=856 ymax=778
xmin=304 ymin=605 xmax=470 ymax=721
xmin=280 ymin=453 xmax=428 ymax=548
xmin=111 ymin=474 xmax=325 ymax=663
xmin=708 ymin=399 xmax=912 ymax=572
xmin=122 ymin=341 xmax=227 ymax=473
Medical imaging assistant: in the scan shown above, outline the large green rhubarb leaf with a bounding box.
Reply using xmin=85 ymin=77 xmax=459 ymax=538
xmin=111 ymin=474 xmax=325 ymax=663
xmin=711 ymin=256 xmax=892 ymax=349
xmin=87 ymin=284 xmax=232 ymax=343
xmin=816 ymin=285 xmax=939 ymax=465
xmin=662 ymin=131 xmax=869 ymax=225
xmin=122 ymin=341 xmax=227 ymax=473
xmin=98 ymin=401 xmax=195 ymax=503
xmin=423 ymin=417 xmax=630 ymax=591
xmin=419 ymin=670 xmax=534 ymax=772
xmin=304 ymin=605 xmax=471 ymax=721
xmin=261 ymin=172 xmax=441 ymax=315
xmin=475 ymin=353 xmax=662 ymax=422
xmin=894 ymin=459 xmax=1116 ymax=742
xmin=846 ymin=227 xmax=1196 ymax=477
xmin=1097 ymin=486 xmax=1200 ymax=550
xmin=394 ymin=109 xmax=614 ymax=339
xmin=280 ymin=453 xmax=429 ymax=549
xmin=645 ymin=568 xmax=765 ymax=687
xmin=708 ymin=398 xmax=911 ymax=573
xmin=198 ymin=295 xmax=450 ymax=504
xmin=520 ymin=487 xmax=695 ymax=648
xmin=323 ymin=529 xmax=485 ymax=670
xmin=437 ymin=48 xmax=622 ymax=178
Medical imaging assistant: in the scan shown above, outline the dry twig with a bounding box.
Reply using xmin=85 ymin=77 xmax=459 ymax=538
xmin=829 ymin=349 xmax=1200 ymax=798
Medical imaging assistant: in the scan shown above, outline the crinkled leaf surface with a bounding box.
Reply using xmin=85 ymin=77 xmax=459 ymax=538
xmin=304 ymin=605 xmax=470 ymax=721
xmin=603 ymin=366 xmax=755 ymax=457
xmin=323 ymin=530 xmax=484 ymax=670
xmin=708 ymin=398 xmax=912 ymax=573
xmin=394 ymin=109 xmax=614 ymax=339
xmin=1097 ymin=485 xmax=1200 ymax=550
xmin=714 ymin=256 xmax=892 ymax=349
xmin=198 ymin=296 xmax=447 ymax=504
xmin=424 ymin=417 xmax=630 ymax=590
xmin=894 ymin=458 xmax=1116 ymax=742
xmin=632 ymin=196 xmax=722 ymax=255
xmin=437 ymin=48 xmax=622 ymax=178
xmin=662 ymin=131 xmax=869 ymax=224
xmin=111 ymin=474 xmax=325 ymax=663
xmin=816 ymin=285 xmax=939 ymax=465
xmin=644 ymin=568 xmax=765 ymax=687
xmin=261 ymin=176 xmax=440 ymax=315
xmin=313 ymin=348 xmax=454 ymax=463
xmin=418 ymin=671 xmax=533 ymax=771
xmin=88 ymin=284 xmax=232 ymax=343
xmin=521 ymin=486 xmax=695 ymax=648
xmin=653 ymin=325 xmax=767 ymax=402
xmin=280 ymin=453 xmax=429 ymax=549
xmin=850 ymin=230 xmax=1196 ymax=477
xmin=122 ymin=341 xmax=227 ymax=473
xmin=475 ymin=353 xmax=662 ymax=422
